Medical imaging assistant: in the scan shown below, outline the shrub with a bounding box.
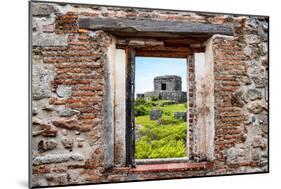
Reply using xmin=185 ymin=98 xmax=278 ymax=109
xmin=136 ymin=137 xmax=186 ymax=159
xmin=134 ymin=98 xmax=188 ymax=159
xmin=135 ymin=139 xmax=152 ymax=159
xmin=135 ymin=97 xmax=146 ymax=106
xmin=135 ymin=105 xmax=149 ymax=116
xmin=157 ymin=116 xmax=178 ymax=125
xmin=151 ymin=96 xmax=159 ymax=101
xmin=135 ymin=121 xmax=187 ymax=159
xmin=162 ymin=110 xmax=172 ymax=116
xmin=149 ymin=140 xmax=186 ymax=158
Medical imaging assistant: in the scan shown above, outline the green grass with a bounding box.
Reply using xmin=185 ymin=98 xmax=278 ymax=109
xmin=136 ymin=115 xmax=158 ymax=128
xmin=159 ymin=103 xmax=186 ymax=112
xmin=135 ymin=98 xmax=188 ymax=159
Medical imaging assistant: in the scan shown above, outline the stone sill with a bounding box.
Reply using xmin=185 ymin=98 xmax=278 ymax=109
xmin=113 ymin=161 xmax=214 ymax=174
xmin=135 ymin=157 xmax=189 ymax=165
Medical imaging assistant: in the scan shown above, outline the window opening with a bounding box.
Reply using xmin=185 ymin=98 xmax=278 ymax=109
xmin=134 ymin=57 xmax=188 ymax=160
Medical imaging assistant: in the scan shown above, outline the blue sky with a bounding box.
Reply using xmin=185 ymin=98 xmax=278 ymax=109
xmin=135 ymin=57 xmax=187 ymax=94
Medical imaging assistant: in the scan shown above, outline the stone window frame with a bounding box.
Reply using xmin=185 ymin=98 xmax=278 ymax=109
xmin=105 ymin=36 xmax=217 ymax=168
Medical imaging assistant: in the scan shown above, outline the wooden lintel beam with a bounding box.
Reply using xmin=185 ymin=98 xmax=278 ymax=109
xmin=139 ymin=46 xmax=192 ymax=52
xmin=128 ymin=40 xmax=164 ymax=47
xmin=190 ymin=43 xmax=203 ymax=48
xmin=116 ymin=37 xmax=206 ymax=50
xmin=135 ymin=50 xmax=192 ymax=58
xmin=164 ymin=38 xmax=206 ymax=45
xmin=116 ymin=39 xmax=165 ymax=49
xmin=191 ymin=47 xmax=206 ymax=53
xmin=79 ymin=17 xmax=234 ymax=37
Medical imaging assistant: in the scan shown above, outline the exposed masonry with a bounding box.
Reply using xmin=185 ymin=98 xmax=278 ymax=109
xmin=31 ymin=2 xmax=268 ymax=187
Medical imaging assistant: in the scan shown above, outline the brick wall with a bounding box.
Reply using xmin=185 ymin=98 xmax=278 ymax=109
xmin=31 ymin=2 xmax=268 ymax=187
xmin=213 ymin=38 xmax=246 ymax=160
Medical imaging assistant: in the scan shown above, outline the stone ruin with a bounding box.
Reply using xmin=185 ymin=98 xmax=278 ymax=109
xmin=150 ymin=109 xmax=162 ymax=120
xmin=30 ymin=1 xmax=268 ymax=187
xmin=139 ymin=75 xmax=187 ymax=103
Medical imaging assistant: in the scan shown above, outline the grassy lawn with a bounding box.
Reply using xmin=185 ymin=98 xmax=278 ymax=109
xmin=135 ymin=98 xmax=188 ymax=159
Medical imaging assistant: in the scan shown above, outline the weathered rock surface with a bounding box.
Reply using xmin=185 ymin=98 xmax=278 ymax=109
xmin=150 ymin=109 xmax=162 ymax=120
xmin=33 ymin=33 xmax=68 ymax=47
xmin=38 ymin=139 xmax=57 ymax=152
xmin=61 ymin=129 xmax=68 ymax=136
xmin=32 ymin=118 xmax=58 ymax=137
xmin=76 ymin=137 xmax=84 ymax=148
xmin=33 ymin=153 xmax=84 ymax=165
xmin=52 ymin=118 xmax=92 ymax=132
xmin=45 ymin=173 xmax=68 ymax=185
xmin=61 ymin=138 xmax=74 ymax=150
xmin=225 ymin=147 xmax=240 ymax=163
xmin=56 ymin=85 xmax=72 ymax=98
xmin=32 ymin=178 xmax=48 ymax=187
xmin=32 ymin=3 xmax=57 ymax=16
xmin=32 ymin=64 xmax=54 ymax=100
xmin=58 ymin=108 xmax=80 ymax=117
xmin=247 ymin=100 xmax=267 ymax=114
xmin=252 ymin=136 xmax=267 ymax=149
xmin=252 ymin=76 xmax=267 ymax=88
xmin=42 ymin=104 xmax=54 ymax=111
xmin=33 ymin=107 xmax=38 ymax=115
xmin=245 ymin=89 xmax=262 ymax=101
xmin=174 ymin=112 xmax=187 ymax=121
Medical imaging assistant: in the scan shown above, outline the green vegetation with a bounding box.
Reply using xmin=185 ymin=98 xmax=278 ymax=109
xmin=135 ymin=98 xmax=188 ymax=159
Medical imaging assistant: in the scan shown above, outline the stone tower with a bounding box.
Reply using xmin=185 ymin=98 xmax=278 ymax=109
xmin=143 ymin=75 xmax=187 ymax=103
xmin=154 ymin=75 xmax=182 ymax=91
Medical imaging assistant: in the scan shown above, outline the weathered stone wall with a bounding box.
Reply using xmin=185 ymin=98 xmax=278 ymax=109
xmin=31 ymin=1 xmax=268 ymax=187
xmin=212 ymin=24 xmax=268 ymax=172
xmin=31 ymin=3 xmax=113 ymax=186
xmin=144 ymin=91 xmax=187 ymax=103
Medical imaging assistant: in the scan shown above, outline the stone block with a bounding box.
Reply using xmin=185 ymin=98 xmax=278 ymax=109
xmin=32 ymin=64 xmax=54 ymax=100
xmin=252 ymin=77 xmax=267 ymax=88
xmin=174 ymin=112 xmax=187 ymax=121
xmin=150 ymin=109 xmax=162 ymax=120
xmin=247 ymin=100 xmax=267 ymax=114
xmin=45 ymin=173 xmax=68 ymax=186
xmin=32 ymin=153 xmax=84 ymax=165
xmin=32 ymin=3 xmax=57 ymax=16
xmin=32 ymin=33 xmax=68 ymax=47
xmin=61 ymin=138 xmax=74 ymax=150
xmin=225 ymin=147 xmax=240 ymax=163
xmin=38 ymin=139 xmax=57 ymax=153
xmin=58 ymin=108 xmax=80 ymax=117
xmin=56 ymin=85 xmax=72 ymax=98
xmin=246 ymin=89 xmax=262 ymax=101
xmin=52 ymin=118 xmax=79 ymax=130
